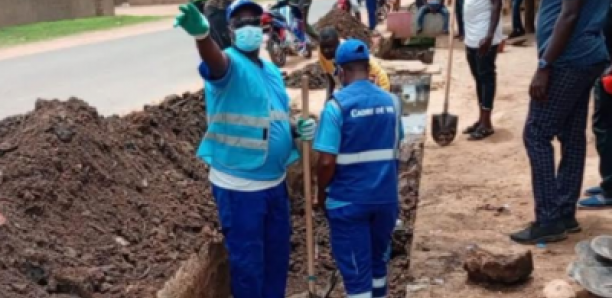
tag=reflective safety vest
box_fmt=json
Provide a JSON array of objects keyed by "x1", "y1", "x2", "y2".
[
  {"x1": 196, "y1": 47, "x2": 299, "y2": 172},
  {"x1": 327, "y1": 80, "x2": 401, "y2": 204}
]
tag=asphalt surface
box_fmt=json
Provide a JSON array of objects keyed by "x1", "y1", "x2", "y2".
[{"x1": 0, "y1": 1, "x2": 335, "y2": 119}]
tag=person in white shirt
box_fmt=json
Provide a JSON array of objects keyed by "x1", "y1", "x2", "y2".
[{"x1": 462, "y1": 0, "x2": 503, "y2": 140}]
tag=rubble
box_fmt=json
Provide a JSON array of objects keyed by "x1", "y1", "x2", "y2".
[
  {"x1": 463, "y1": 245, "x2": 534, "y2": 284},
  {"x1": 314, "y1": 9, "x2": 373, "y2": 46},
  {"x1": 543, "y1": 280, "x2": 576, "y2": 298}
]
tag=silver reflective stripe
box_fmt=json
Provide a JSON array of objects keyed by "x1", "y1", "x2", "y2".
[
  {"x1": 205, "y1": 132, "x2": 267, "y2": 150},
  {"x1": 337, "y1": 149, "x2": 396, "y2": 165},
  {"x1": 208, "y1": 111, "x2": 289, "y2": 127},
  {"x1": 390, "y1": 93, "x2": 402, "y2": 148}
]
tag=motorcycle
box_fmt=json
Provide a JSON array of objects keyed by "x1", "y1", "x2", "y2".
[{"x1": 261, "y1": 7, "x2": 312, "y2": 68}]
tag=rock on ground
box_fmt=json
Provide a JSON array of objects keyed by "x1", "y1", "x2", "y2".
[
  {"x1": 314, "y1": 9, "x2": 373, "y2": 46},
  {"x1": 463, "y1": 245, "x2": 534, "y2": 284},
  {"x1": 543, "y1": 280, "x2": 576, "y2": 298}
]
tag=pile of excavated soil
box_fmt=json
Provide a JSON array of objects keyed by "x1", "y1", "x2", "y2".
[
  {"x1": 283, "y1": 62, "x2": 328, "y2": 89},
  {"x1": 314, "y1": 9, "x2": 373, "y2": 46},
  {"x1": 0, "y1": 93, "x2": 422, "y2": 298},
  {"x1": 0, "y1": 94, "x2": 215, "y2": 298}
]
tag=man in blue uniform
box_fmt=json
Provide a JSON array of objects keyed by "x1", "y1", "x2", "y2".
[
  {"x1": 511, "y1": 0, "x2": 609, "y2": 244},
  {"x1": 313, "y1": 39, "x2": 404, "y2": 298},
  {"x1": 174, "y1": 2, "x2": 316, "y2": 297}
]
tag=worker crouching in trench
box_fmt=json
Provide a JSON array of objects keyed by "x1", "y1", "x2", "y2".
[{"x1": 174, "y1": 1, "x2": 316, "y2": 297}]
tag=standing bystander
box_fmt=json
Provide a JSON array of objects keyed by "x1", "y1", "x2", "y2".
[
  {"x1": 578, "y1": 3, "x2": 612, "y2": 209},
  {"x1": 511, "y1": 0, "x2": 610, "y2": 244},
  {"x1": 509, "y1": 0, "x2": 525, "y2": 38},
  {"x1": 462, "y1": 0, "x2": 503, "y2": 140}
]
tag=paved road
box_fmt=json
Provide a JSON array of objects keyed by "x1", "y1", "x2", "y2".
[{"x1": 0, "y1": 1, "x2": 335, "y2": 119}]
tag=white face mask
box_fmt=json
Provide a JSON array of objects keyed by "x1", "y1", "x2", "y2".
[{"x1": 233, "y1": 25, "x2": 263, "y2": 52}]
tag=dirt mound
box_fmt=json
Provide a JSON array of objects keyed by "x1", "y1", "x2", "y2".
[
  {"x1": 314, "y1": 9, "x2": 373, "y2": 46},
  {"x1": 0, "y1": 92, "x2": 422, "y2": 298},
  {"x1": 0, "y1": 94, "x2": 215, "y2": 298},
  {"x1": 284, "y1": 62, "x2": 328, "y2": 89}
]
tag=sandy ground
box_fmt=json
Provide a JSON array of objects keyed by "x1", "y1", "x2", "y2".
[{"x1": 408, "y1": 36, "x2": 612, "y2": 298}]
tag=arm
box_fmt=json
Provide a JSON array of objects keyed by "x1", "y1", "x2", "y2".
[
  {"x1": 313, "y1": 101, "x2": 342, "y2": 206},
  {"x1": 540, "y1": 0, "x2": 585, "y2": 64},
  {"x1": 196, "y1": 39, "x2": 229, "y2": 80},
  {"x1": 486, "y1": 0, "x2": 502, "y2": 40},
  {"x1": 271, "y1": 0, "x2": 289, "y2": 9}
]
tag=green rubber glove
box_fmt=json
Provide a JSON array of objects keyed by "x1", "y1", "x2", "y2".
[{"x1": 174, "y1": 3, "x2": 210, "y2": 39}]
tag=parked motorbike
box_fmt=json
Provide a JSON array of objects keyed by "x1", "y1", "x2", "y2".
[{"x1": 261, "y1": 8, "x2": 312, "y2": 68}]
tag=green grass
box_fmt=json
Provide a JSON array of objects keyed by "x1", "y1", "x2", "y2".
[{"x1": 0, "y1": 16, "x2": 167, "y2": 48}]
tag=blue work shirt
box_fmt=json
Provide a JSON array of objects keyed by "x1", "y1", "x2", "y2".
[
  {"x1": 314, "y1": 97, "x2": 405, "y2": 209},
  {"x1": 536, "y1": 0, "x2": 609, "y2": 67},
  {"x1": 199, "y1": 57, "x2": 293, "y2": 181}
]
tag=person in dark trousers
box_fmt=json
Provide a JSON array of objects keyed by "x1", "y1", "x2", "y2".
[
  {"x1": 462, "y1": 0, "x2": 503, "y2": 140},
  {"x1": 455, "y1": 0, "x2": 465, "y2": 39},
  {"x1": 510, "y1": 0, "x2": 610, "y2": 245},
  {"x1": 578, "y1": 4, "x2": 612, "y2": 209},
  {"x1": 509, "y1": 0, "x2": 525, "y2": 38}
]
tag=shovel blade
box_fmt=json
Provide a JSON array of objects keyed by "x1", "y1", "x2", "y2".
[{"x1": 431, "y1": 112, "x2": 458, "y2": 146}]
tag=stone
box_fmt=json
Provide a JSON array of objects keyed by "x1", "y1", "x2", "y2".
[
  {"x1": 463, "y1": 244, "x2": 534, "y2": 284},
  {"x1": 380, "y1": 60, "x2": 428, "y2": 74},
  {"x1": 543, "y1": 280, "x2": 576, "y2": 298}
]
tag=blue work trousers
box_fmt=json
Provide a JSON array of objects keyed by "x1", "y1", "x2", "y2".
[
  {"x1": 212, "y1": 182, "x2": 292, "y2": 298},
  {"x1": 327, "y1": 203, "x2": 398, "y2": 298}
]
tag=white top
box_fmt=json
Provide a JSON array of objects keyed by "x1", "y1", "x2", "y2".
[
  {"x1": 463, "y1": 0, "x2": 503, "y2": 49},
  {"x1": 209, "y1": 167, "x2": 286, "y2": 192}
]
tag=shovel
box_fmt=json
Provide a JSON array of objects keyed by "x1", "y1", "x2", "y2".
[{"x1": 431, "y1": 6, "x2": 458, "y2": 147}]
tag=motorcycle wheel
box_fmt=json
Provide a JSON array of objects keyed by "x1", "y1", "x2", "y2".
[
  {"x1": 376, "y1": 2, "x2": 389, "y2": 23},
  {"x1": 266, "y1": 32, "x2": 286, "y2": 67}
]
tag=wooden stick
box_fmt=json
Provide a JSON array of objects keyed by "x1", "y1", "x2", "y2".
[
  {"x1": 442, "y1": 3, "x2": 457, "y2": 114},
  {"x1": 301, "y1": 75, "x2": 316, "y2": 294}
]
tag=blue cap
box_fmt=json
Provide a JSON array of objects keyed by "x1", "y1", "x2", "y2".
[
  {"x1": 335, "y1": 39, "x2": 370, "y2": 65},
  {"x1": 226, "y1": 0, "x2": 264, "y2": 21}
]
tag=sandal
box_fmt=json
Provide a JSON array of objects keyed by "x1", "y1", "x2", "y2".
[
  {"x1": 584, "y1": 186, "x2": 603, "y2": 196},
  {"x1": 462, "y1": 122, "x2": 480, "y2": 134},
  {"x1": 578, "y1": 195, "x2": 612, "y2": 209},
  {"x1": 468, "y1": 127, "x2": 495, "y2": 140}
]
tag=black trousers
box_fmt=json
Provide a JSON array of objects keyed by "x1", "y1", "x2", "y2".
[
  {"x1": 593, "y1": 69, "x2": 612, "y2": 198},
  {"x1": 466, "y1": 45, "x2": 498, "y2": 110},
  {"x1": 524, "y1": 63, "x2": 606, "y2": 223}
]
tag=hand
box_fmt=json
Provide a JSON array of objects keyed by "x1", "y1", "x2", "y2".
[
  {"x1": 478, "y1": 36, "x2": 493, "y2": 57},
  {"x1": 297, "y1": 117, "x2": 316, "y2": 141},
  {"x1": 529, "y1": 68, "x2": 550, "y2": 101},
  {"x1": 174, "y1": 3, "x2": 210, "y2": 38}
]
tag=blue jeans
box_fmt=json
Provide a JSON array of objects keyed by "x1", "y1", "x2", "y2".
[
  {"x1": 416, "y1": 5, "x2": 449, "y2": 32},
  {"x1": 512, "y1": 0, "x2": 524, "y2": 32},
  {"x1": 212, "y1": 182, "x2": 291, "y2": 298},
  {"x1": 327, "y1": 203, "x2": 398, "y2": 298}
]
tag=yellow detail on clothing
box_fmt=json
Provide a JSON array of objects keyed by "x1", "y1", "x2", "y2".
[{"x1": 318, "y1": 41, "x2": 390, "y2": 91}]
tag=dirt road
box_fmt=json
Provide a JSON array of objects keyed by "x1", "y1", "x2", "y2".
[{"x1": 408, "y1": 38, "x2": 612, "y2": 297}]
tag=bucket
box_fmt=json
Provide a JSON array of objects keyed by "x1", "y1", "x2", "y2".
[{"x1": 387, "y1": 11, "x2": 412, "y2": 39}]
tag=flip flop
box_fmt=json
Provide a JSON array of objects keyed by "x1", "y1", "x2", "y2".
[
  {"x1": 578, "y1": 195, "x2": 612, "y2": 209},
  {"x1": 592, "y1": 236, "x2": 612, "y2": 261},
  {"x1": 462, "y1": 122, "x2": 480, "y2": 134},
  {"x1": 468, "y1": 127, "x2": 494, "y2": 141},
  {"x1": 585, "y1": 186, "x2": 604, "y2": 196}
]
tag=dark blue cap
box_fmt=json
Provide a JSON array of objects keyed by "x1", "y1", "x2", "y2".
[
  {"x1": 335, "y1": 39, "x2": 370, "y2": 65},
  {"x1": 226, "y1": 0, "x2": 264, "y2": 21}
]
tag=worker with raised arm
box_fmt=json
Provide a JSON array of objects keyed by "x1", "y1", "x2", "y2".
[
  {"x1": 318, "y1": 27, "x2": 390, "y2": 98},
  {"x1": 313, "y1": 39, "x2": 404, "y2": 298},
  {"x1": 174, "y1": 2, "x2": 317, "y2": 297}
]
